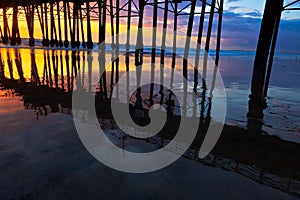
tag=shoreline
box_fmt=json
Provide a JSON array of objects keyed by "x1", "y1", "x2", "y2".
[{"x1": 0, "y1": 44, "x2": 299, "y2": 57}]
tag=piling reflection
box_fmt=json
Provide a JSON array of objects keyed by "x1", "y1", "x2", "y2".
[{"x1": 0, "y1": 48, "x2": 299, "y2": 197}]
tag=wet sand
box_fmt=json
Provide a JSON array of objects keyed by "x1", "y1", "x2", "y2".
[
  {"x1": 0, "y1": 47, "x2": 300, "y2": 199},
  {"x1": 0, "y1": 110, "x2": 298, "y2": 200},
  {"x1": 219, "y1": 56, "x2": 300, "y2": 142}
]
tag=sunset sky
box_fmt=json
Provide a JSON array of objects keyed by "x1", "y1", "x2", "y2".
[
  {"x1": 2, "y1": 0, "x2": 300, "y2": 53},
  {"x1": 222, "y1": 0, "x2": 300, "y2": 53}
]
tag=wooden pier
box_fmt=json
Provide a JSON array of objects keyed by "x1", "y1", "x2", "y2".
[
  {"x1": 248, "y1": 0, "x2": 300, "y2": 118},
  {"x1": 0, "y1": 0, "x2": 224, "y2": 54}
]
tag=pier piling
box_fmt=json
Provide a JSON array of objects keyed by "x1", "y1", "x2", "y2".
[
  {"x1": 86, "y1": 1, "x2": 93, "y2": 49},
  {"x1": 248, "y1": 0, "x2": 284, "y2": 118},
  {"x1": 2, "y1": 7, "x2": 9, "y2": 44},
  {"x1": 0, "y1": 0, "x2": 223, "y2": 61},
  {"x1": 10, "y1": 4, "x2": 18, "y2": 46}
]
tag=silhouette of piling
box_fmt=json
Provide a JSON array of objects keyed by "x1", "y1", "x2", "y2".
[
  {"x1": 24, "y1": 4, "x2": 35, "y2": 47},
  {"x1": 263, "y1": 8, "x2": 282, "y2": 98},
  {"x1": 193, "y1": 0, "x2": 206, "y2": 92},
  {"x1": 44, "y1": 3, "x2": 50, "y2": 47},
  {"x1": 248, "y1": 0, "x2": 284, "y2": 118},
  {"x1": 50, "y1": 3, "x2": 58, "y2": 47},
  {"x1": 67, "y1": 2, "x2": 73, "y2": 48},
  {"x1": 160, "y1": 0, "x2": 168, "y2": 66},
  {"x1": 109, "y1": 0, "x2": 115, "y2": 49},
  {"x1": 171, "y1": 1, "x2": 178, "y2": 69},
  {"x1": 10, "y1": 4, "x2": 18, "y2": 46},
  {"x1": 57, "y1": 1, "x2": 63, "y2": 47},
  {"x1": 37, "y1": 5, "x2": 45, "y2": 45},
  {"x1": 135, "y1": 0, "x2": 145, "y2": 66},
  {"x1": 63, "y1": 1, "x2": 69, "y2": 47},
  {"x1": 71, "y1": 2, "x2": 78, "y2": 48},
  {"x1": 76, "y1": 6, "x2": 80, "y2": 48},
  {"x1": 2, "y1": 7, "x2": 9, "y2": 44},
  {"x1": 86, "y1": 1, "x2": 93, "y2": 49},
  {"x1": 215, "y1": 0, "x2": 224, "y2": 67},
  {"x1": 100, "y1": 0, "x2": 107, "y2": 45},
  {"x1": 80, "y1": 6, "x2": 86, "y2": 48},
  {"x1": 183, "y1": 0, "x2": 196, "y2": 79},
  {"x1": 126, "y1": 0, "x2": 132, "y2": 55}
]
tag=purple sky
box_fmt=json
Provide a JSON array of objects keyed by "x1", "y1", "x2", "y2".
[
  {"x1": 138, "y1": 0, "x2": 300, "y2": 52},
  {"x1": 222, "y1": 0, "x2": 300, "y2": 53}
]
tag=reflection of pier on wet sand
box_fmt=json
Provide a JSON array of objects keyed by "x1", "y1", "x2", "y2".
[
  {"x1": 0, "y1": 111, "x2": 299, "y2": 199},
  {"x1": 0, "y1": 48, "x2": 300, "y2": 198}
]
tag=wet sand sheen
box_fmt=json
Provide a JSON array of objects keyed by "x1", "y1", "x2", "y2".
[
  {"x1": 0, "y1": 111, "x2": 298, "y2": 200},
  {"x1": 0, "y1": 47, "x2": 300, "y2": 198},
  {"x1": 1, "y1": 47, "x2": 300, "y2": 142}
]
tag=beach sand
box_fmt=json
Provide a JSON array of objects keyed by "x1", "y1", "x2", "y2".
[{"x1": 0, "y1": 110, "x2": 297, "y2": 200}]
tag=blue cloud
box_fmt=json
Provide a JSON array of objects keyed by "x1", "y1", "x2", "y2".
[{"x1": 219, "y1": 10, "x2": 300, "y2": 53}]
